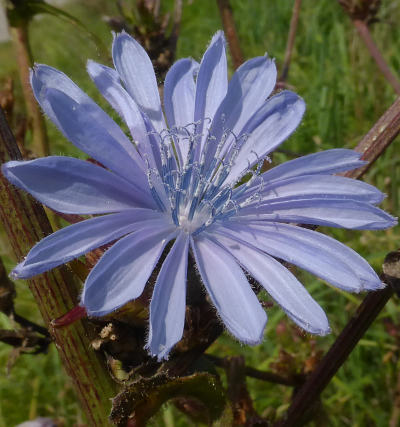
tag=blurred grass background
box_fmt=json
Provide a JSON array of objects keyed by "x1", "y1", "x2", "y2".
[{"x1": 0, "y1": 0, "x2": 399, "y2": 425}]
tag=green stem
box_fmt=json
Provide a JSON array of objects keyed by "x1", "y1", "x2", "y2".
[
  {"x1": 10, "y1": 23, "x2": 49, "y2": 156},
  {"x1": 0, "y1": 107, "x2": 117, "y2": 426}
]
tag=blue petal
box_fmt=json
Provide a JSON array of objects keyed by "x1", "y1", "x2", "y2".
[
  {"x1": 212, "y1": 221, "x2": 381, "y2": 291},
  {"x1": 82, "y1": 221, "x2": 176, "y2": 316},
  {"x1": 86, "y1": 60, "x2": 163, "y2": 175},
  {"x1": 216, "y1": 55, "x2": 277, "y2": 136},
  {"x1": 2, "y1": 156, "x2": 154, "y2": 213},
  {"x1": 147, "y1": 232, "x2": 189, "y2": 360},
  {"x1": 164, "y1": 58, "x2": 199, "y2": 164},
  {"x1": 191, "y1": 235, "x2": 267, "y2": 344},
  {"x1": 226, "y1": 91, "x2": 305, "y2": 184},
  {"x1": 30, "y1": 65, "x2": 147, "y2": 189},
  {"x1": 194, "y1": 31, "x2": 228, "y2": 157},
  {"x1": 204, "y1": 55, "x2": 277, "y2": 168},
  {"x1": 87, "y1": 61, "x2": 148, "y2": 147},
  {"x1": 238, "y1": 175, "x2": 385, "y2": 206},
  {"x1": 112, "y1": 31, "x2": 166, "y2": 132},
  {"x1": 207, "y1": 231, "x2": 330, "y2": 335},
  {"x1": 238, "y1": 198, "x2": 397, "y2": 229},
  {"x1": 260, "y1": 149, "x2": 367, "y2": 183},
  {"x1": 13, "y1": 209, "x2": 165, "y2": 279}
]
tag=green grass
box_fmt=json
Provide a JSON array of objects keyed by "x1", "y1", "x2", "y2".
[{"x1": 0, "y1": 0, "x2": 399, "y2": 425}]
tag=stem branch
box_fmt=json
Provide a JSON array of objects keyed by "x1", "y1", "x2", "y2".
[
  {"x1": 205, "y1": 354, "x2": 301, "y2": 387},
  {"x1": 277, "y1": 285, "x2": 394, "y2": 427},
  {"x1": 280, "y1": 0, "x2": 302, "y2": 82},
  {"x1": 345, "y1": 96, "x2": 400, "y2": 179},
  {"x1": 353, "y1": 19, "x2": 400, "y2": 95}
]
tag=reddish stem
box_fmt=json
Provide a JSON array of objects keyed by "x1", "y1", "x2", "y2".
[
  {"x1": 344, "y1": 96, "x2": 400, "y2": 179},
  {"x1": 276, "y1": 285, "x2": 394, "y2": 427},
  {"x1": 216, "y1": 0, "x2": 244, "y2": 69},
  {"x1": 280, "y1": 0, "x2": 302, "y2": 82},
  {"x1": 353, "y1": 19, "x2": 400, "y2": 95},
  {"x1": 51, "y1": 305, "x2": 87, "y2": 328},
  {"x1": 277, "y1": 96, "x2": 400, "y2": 425}
]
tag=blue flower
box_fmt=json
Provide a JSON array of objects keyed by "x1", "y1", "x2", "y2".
[{"x1": 2, "y1": 31, "x2": 396, "y2": 360}]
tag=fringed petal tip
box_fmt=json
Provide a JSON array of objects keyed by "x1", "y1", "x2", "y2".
[
  {"x1": 306, "y1": 319, "x2": 331, "y2": 336},
  {"x1": 9, "y1": 262, "x2": 25, "y2": 280},
  {"x1": 86, "y1": 58, "x2": 95, "y2": 70},
  {"x1": 1, "y1": 161, "x2": 31, "y2": 197},
  {"x1": 288, "y1": 310, "x2": 331, "y2": 336},
  {"x1": 1, "y1": 160, "x2": 15, "y2": 177},
  {"x1": 30, "y1": 63, "x2": 40, "y2": 75},
  {"x1": 113, "y1": 29, "x2": 128, "y2": 37},
  {"x1": 209, "y1": 30, "x2": 226, "y2": 47},
  {"x1": 284, "y1": 313, "x2": 331, "y2": 338},
  {"x1": 319, "y1": 325, "x2": 331, "y2": 336},
  {"x1": 29, "y1": 63, "x2": 51, "y2": 82},
  {"x1": 302, "y1": 324, "x2": 331, "y2": 337},
  {"x1": 361, "y1": 278, "x2": 386, "y2": 291},
  {"x1": 10, "y1": 259, "x2": 47, "y2": 281},
  {"x1": 376, "y1": 214, "x2": 398, "y2": 230},
  {"x1": 372, "y1": 280, "x2": 387, "y2": 290},
  {"x1": 144, "y1": 342, "x2": 172, "y2": 362},
  {"x1": 230, "y1": 319, "x2": 267, "y2": 346}
]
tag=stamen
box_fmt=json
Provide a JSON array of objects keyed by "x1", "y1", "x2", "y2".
[
  {"x1": 145, "y1": 158, "x2": 167, "y2": 212},
  {"x1": 143, "y1": 117, "x2": 258, "y2": 235}
]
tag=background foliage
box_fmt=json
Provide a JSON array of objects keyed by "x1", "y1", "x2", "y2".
[{"x1": 0, "y1": 0, "x2": 399, "y2": 425}]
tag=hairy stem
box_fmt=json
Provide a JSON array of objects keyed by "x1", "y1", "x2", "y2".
[{"x1": 0, "y1": 107, "x2": 117, "y2": 426}]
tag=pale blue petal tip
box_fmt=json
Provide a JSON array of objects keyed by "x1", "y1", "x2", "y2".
[{"x1": 9, "y1": 261, "x2": 27, "y2": 280}]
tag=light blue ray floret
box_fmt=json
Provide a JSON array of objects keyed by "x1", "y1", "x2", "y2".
[{"x1": 2, "y1": 30, "x2": 396, "y2": 361}]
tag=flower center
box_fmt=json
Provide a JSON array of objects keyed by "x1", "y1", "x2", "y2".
[{"x1": 142, "y1": 120, "x2": 266, "y2": 235}]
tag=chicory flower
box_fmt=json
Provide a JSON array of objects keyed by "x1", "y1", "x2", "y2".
[{"x1": 2, "y1": 31, "x2": 396, "y2": 360}]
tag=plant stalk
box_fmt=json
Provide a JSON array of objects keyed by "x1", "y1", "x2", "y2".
[
  {"x1": 205, "y1": 354, "x2": 301, "y2": 386},
  {"x1": 280, "y1": 0, "x2": 302, "y2": 82},
  {"x1": 10, "y1": 23, "x2": 49, "y2": 156},
  {"x1": 216, "y1": 0, "x2": 244, "y2": 69},
  {"x1": 353, "y1": 19, "x2": 400, "y2": 96},
  {"x1": 276, "y1": 285, "x2": 394, "y2": 427},
  {"x1": 0, "y1": 107, "x2": 117, "y2": 426},
  {"x1": 345, "y1": 96, "x2": 400, "y2": 179}
]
